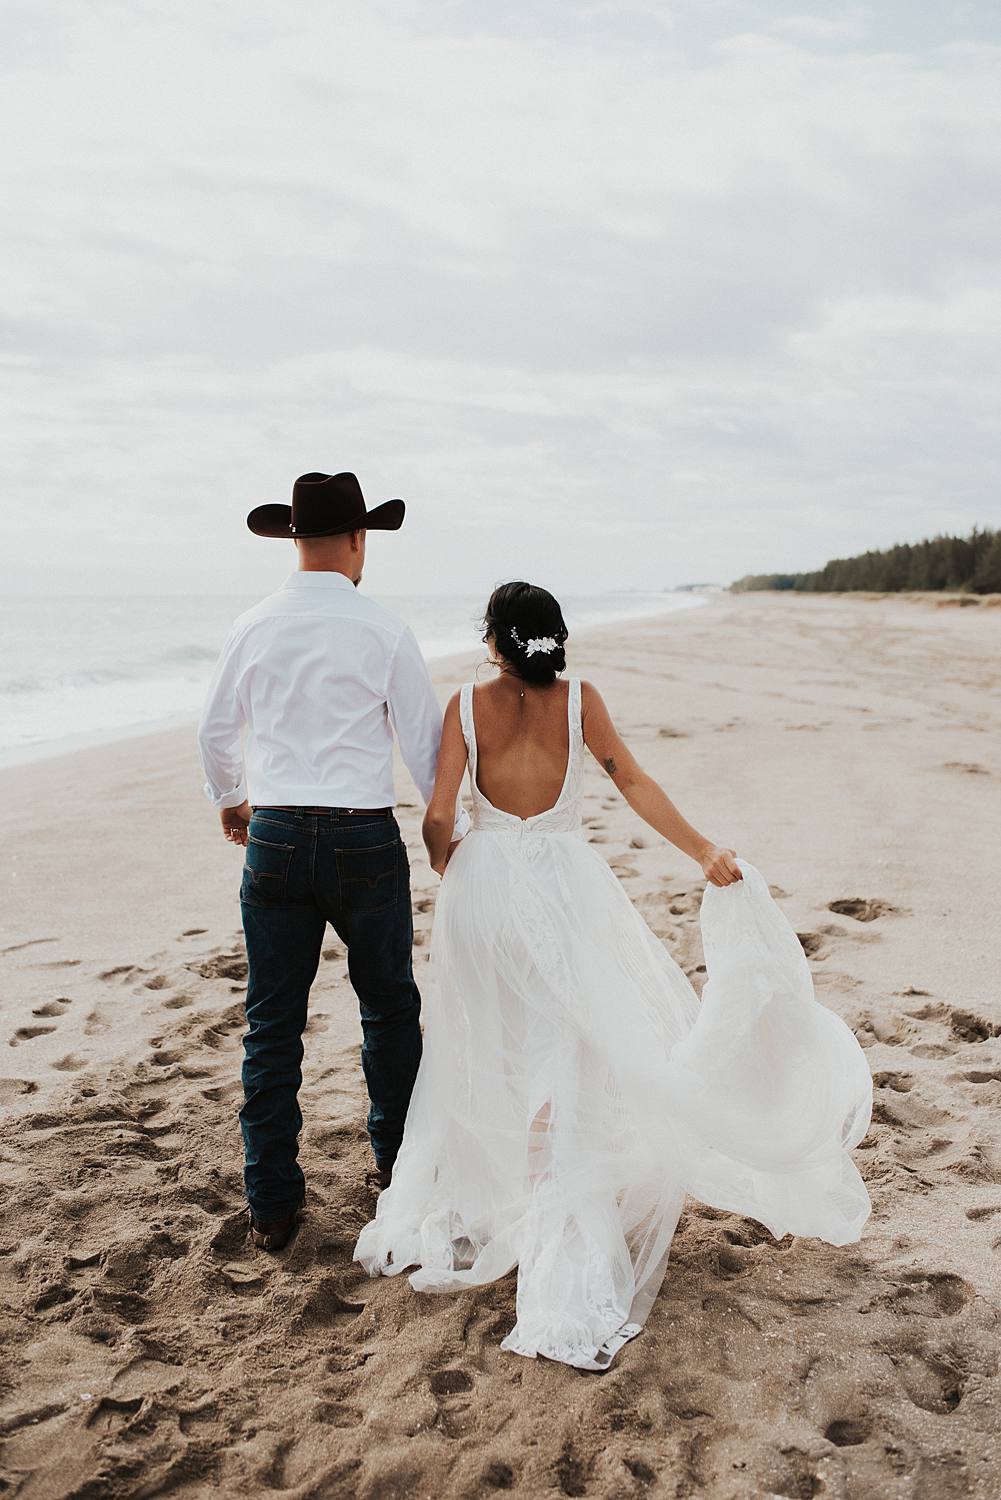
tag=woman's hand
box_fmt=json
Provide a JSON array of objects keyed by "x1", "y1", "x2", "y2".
[
  {"x1": 700, "y1": 844, "x2": 742, "y2": 887},
  {"x1": 432, "y1": 839, "x2": 462, "y2": 879}
]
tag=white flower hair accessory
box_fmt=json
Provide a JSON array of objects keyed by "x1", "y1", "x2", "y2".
[{"x1": 509, "y1": 626, "x2": 559, "y2": 657}]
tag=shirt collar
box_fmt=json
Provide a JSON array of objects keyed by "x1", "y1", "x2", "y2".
[{"x1": 281, "y1": 570, "x2": 358, "y2": 592}]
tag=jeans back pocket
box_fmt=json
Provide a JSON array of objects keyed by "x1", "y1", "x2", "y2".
[
  {"x1": 336, "y1": 838, "x2": 402, "y2": 916},
  {"x1": 241, "y1": 834, "x2": 295, "y2": 905}
]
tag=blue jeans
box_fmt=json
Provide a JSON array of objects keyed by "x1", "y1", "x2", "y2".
[{"x1": 238, "y1": 807, "x2": 421, "y2": 1220}]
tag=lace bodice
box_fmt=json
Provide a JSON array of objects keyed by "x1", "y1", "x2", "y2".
[{"x1": 458, "y1": 678, "x2": 585, "y2": 839}]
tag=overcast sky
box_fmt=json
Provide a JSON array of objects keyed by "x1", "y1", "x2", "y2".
[{"x1": 2, "y1": 0, "x2": 999, "y2": 598}]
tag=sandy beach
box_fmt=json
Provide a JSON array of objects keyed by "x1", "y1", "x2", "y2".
[{"x1": 2, "y1": 589, "x2": 1000, "y2": 1500}]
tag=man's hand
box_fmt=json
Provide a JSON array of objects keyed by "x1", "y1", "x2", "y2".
[
  {"x1": 221, "y1": 802, "x2": 251, "y2": 847},
  {"x1": 700, "y1": 843, "x2": 742, "y2": 887}
]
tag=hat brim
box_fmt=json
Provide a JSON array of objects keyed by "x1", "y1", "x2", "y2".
[{"x1": 246, "y1": 498, "x2": 405, "y2": 538}]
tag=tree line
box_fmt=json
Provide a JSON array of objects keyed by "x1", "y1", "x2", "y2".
[{"x1": 731, "y1": 527, "x2": 1001, "y2": 595}]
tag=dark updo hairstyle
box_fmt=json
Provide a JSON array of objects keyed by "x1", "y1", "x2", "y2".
[{"x1": 482, "y1": 581, "x2": 569, "y2": 685}]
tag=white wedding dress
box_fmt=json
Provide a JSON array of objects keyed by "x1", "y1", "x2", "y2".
[{"x1": 354, "y1": 679, "x2": 872, "y2": 1370}]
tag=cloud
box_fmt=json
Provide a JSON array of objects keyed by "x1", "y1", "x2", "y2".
[
  {"x1": 0, "y1": 1, "x2": 999, "y2": 597},
  {"x1": 768, "y1": 12, "x2": 870, "y2": 43}
]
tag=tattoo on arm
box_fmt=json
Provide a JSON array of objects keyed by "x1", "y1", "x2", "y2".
[{"x1": 603, "y1": 756, "x2": 618, "y2": 777}]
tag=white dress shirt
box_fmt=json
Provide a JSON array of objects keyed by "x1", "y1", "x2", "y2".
[{"x1": 197, "y1": 570, "x2": 468, "y2": 841}]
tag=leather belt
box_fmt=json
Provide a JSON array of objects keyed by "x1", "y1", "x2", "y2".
[{"x1": 252, "y1": 805, "x2": 393, "y2": 818}]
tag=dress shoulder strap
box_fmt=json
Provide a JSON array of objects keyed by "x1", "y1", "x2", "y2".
[
  {"x1": 458, "y1": 682, "x2": 477, "y2": 772},
  {"x1": 567, "y1": 676, "x2": 583, "y2": 746}
]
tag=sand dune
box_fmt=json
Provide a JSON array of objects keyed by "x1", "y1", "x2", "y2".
[{"x1": 1, "y1": 591, "x2": 999, "y2": 1498}]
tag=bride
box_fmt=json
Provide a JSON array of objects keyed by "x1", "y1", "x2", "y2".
[{"x1": 354, "y1": 582, "x2": 872, "y2": 1371}]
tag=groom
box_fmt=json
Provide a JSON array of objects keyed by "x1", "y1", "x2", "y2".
[{"x1": 197, "y1": 472, "x2": 467, "y2": 1251}]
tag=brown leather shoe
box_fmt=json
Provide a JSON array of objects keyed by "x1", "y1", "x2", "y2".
[
  {"x1": 248, "y1": 1196, "x2": 304, "y2": 1251},
  {"x1": 365, "y1": 1165, "x2": 393, "y2": 1193}
]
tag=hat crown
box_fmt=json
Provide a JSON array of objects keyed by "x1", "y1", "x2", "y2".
[
  {"x1": 246, "y1": 471, "x2": 404, "y2": 537},
  {"x1": 290, "y1": 472, "x2": 365, "y2": 535}
]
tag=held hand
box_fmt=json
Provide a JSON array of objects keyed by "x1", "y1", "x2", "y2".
[
  {"x1": 700, "y1": 843, "x2": 742, "y2": 887},
  {"x1": 432, "y1": 839, "x2": 463, "y2": 879},
  {"x1": 221, "y1": 801, "x2": 251, "y2": 847}
]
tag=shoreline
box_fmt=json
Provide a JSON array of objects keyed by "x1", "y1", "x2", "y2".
[
  {"x1": 7, "y1": 582, "x2": 997, "y2": 773},
  {"x1": 0, "y1": 591, "x2": 710, "y2": 773},
  {"x1": 730, "y1": 587, "x2": 1001, "y2": 608}
]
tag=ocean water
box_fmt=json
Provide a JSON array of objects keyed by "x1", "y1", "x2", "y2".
[{"x1": 0, "y1": 589, "x2": 706, "y2": 766}]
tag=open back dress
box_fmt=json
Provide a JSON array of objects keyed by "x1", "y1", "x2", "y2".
[{"x1": 354, "y1": 679, "x2": 872, "y2": 1370}]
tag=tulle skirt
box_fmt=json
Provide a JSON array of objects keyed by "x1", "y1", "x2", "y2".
[{"x1": 353, "y1": 832, "x2": 872, "y2": 1369}]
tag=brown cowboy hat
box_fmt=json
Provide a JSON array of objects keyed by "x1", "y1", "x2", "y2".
[{"x1": 247, "y1": 471, "x2": 405, "y2": 538}]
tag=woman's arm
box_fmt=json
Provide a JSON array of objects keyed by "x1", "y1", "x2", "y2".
[
  {"x1": 422, "y1": 691, "x2": 469, "y2": 876},
  {"x1": 581, "y1": 681, "x2": 741, "y2": 887}
]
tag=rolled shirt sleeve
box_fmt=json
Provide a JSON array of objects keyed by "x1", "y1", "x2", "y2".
[
  {"x1": 197, "y1": 629, "x2": 249, "y2": 811},
  {"x1": 387, "y1": 626, "x2": 470, "y2": 842}
]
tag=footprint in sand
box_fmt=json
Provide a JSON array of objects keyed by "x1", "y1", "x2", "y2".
[
  {"x1": 429, "y1": 1367, "x2": 478, "y2": 1438},
  {"x1": 84, "y1": 1396, "x2": 145, "y2": 1436},
  {"x1": 797, "y1": 931, "x2": 826, "y2": 958},
  {"x1": 0, "y1": 1078, "x2": 39, "y2": 1103},
  {"x1": 899, "y1": 1000, "x2": 1000, "y2": 1049},
  {"x1": 824, "y1": 1417, "x2": 872, "y2": 1447},
  {"x1": 942, "y1": 761, "x2": 990, "y2": 776},
  {"x1": 189, "y1": 951, "x2": 248, "y2": 982},
  {"x1": 198, "y1": 1025, "x2": 234, "y2": 1051},
  {"x1": 312, "y1": 1400, "x2": 365, "y2": 1429},
  {"x1": 828, "y1": 897, "x2": 898, "y2": 922},
  {"x1": 948, "y1": 1145, "x2": 1001, "y2": 1185},
  {"x1": 151, "y1": 1049, "x2": 185, "y2": 1068},
  {"x1": 429, "y1": 1369, "x2": 474, "y2": 1396},
  {"x1": 9, "y1": 1024, "x2": 56, "y2": 1046},
  {"x1": 873, "y1": 1071, "x2": 913, "y2": 1093},
  {"x1": 220, "y1": 1262, "x2": 268, "y2": 1295},
  {"x1": 816, "y1": 921, "x2": 884, "y2": 949},
  {"x1": 869, "y1": 1269, "x2": 973, "y2": 1319},
  {"x1": 31, "y1": 996, "x2": 72, "y2": 1018},
  {"x1": 885, "y1": 1343, "x2": 968, "y2": 1414},
  {"x1": 949, "y1": 1009, "x2": 1001, "y2": 1044},
  {"x1": 201, "y1": 1083, "x2": 241, "y2": 1104},
  {"x1": 181, "y1": 928, "x2": 208, "y2": 937},
  {"x1": 52, "y1": 1055, "x2": 86, "y2": 1072}
]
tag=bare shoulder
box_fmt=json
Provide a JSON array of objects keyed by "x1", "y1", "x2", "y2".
[{"x1": 579, "y1": 679, "x2": 607, "y2": 713}]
